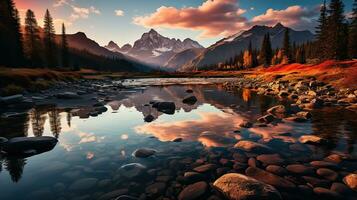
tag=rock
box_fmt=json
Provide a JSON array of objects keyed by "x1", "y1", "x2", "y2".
[
  {"x1": 245, "y1": 167, "x2": 296, "y2": 190},
  {"x1": 145, "y1": 182, "x2": 166, "y2": 196},
  {"x1": 186, "y1": 89, "x2": 193, "y2": 93},
  {"x1": 119, "y1": 163, "x2": 146, "y2": 179},
  {"x1": 310, "y1": 161, "x2": 338, "y2": 169},
  {"x1": 0, "y1": 137, "x2": 8, "y2": 145},
  {"x1": 172, "y1": 138, "x2": 183, "y2": 142},
  {"x1": 285, "y1": 116, "x2": 307, "y2": 122},
  {"x1": 299, "y1": 135, "x2": 327, "y2": 145},
  {"x1": 0, "y1": 94, "x2": 24, "y2": 104},
  {"x1": 257, "y1": 154, "x2": 285, "y2": 165},
  {"x1": 94, "y1": 106, "x2": 108, "y2": 113},
  {"x1": 239, "y1": 121, "x2": 253, "y2": 128},
  {"x1": 248, "y1": 157, "x2": 260, "y2": 167},
  {"x1": 56, "y1": 92, "x2": 81, "y2": 99},
  {"x1": 313, "y1": 187, "x2": 341, "y2": 199},
  {"x1": 257, "y1": 114, "x2": 276, "y2": 124},
  {"x1": 178, "y1": 181, "x2": 208, "y2": 200},
  {"x1": 132, "y1": 148, "x2": 156, "y2": 158},
  {"x1": 183, "y1": 172, "x2": 205, "y2": 184},
  {"x1": 193, "y1": 164, "x2": 217, "y2": 173},
  {"x1": 69, "y1": 178, "x2": 98, "y2": 191},
  {"x1": 2, "y1": 136, "x2": 58, "y2": 155},
  {"x1": 266, "y1": 165, "x2": 288, "y2": 176},
  {"x1": 213, "y1": 173, "x2": 282, "y2": 200},
  {"x1": 343, "y1": 174, "x2": 357, "y2": 191},
  {"x1": 324, "y1": 154, "x2": 344, "y2": 163},
  {"x1": 331, "y1": 182, "x2": 354, "y2": 194},
  {"x1": 98, "y1": 189, "x2": 129, "y2": 200},
  {"x1": 278, "y1": 91, "x2": 289, "y2": 98},
  {"x1": 144, "y1": 114, "x2": 155, "y2": 122},
  {"x1": 286, "y1": 164, "x2": 315, "y2": 175},
  {"x1": 182, "y1": 96, "x2": 197, "y2": 105},
  {"x1": 152, "y1": 102, "x2": 176, "y2": 114},
  {"x1": 317, "y1": 168, "x2": 338, "y2": 181},
  {"x1": 234, "y1": 141, "x2": 273, "y2": 153},
  {"x1": 296, "y1": 111, "x2": 312, "y2": 119},
  {"x1": 267, "y1": 105, "x2": 286, "y2": 115}
]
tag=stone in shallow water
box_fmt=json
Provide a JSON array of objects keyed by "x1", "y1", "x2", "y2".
[
  {"x1": 316, "y1": 168, "x2": 338, "y2": 181},
  {"x1": 98, "y1": 189, "x2": 129, "y2": 200},
  {"x1": 313, "y1": 187, "x2": 341, "y2": 199},
  {"x1": 286, "y1": 164, "x2": 315, "y2": 175},
  {"x1": 302, "y1": 176, "x2": 330, "y2": 188},
  {"x1": 69, "y1": 178, "x2": 98, "y2": 191},
  {"x1": 193, "y1": 164, "x2": 217, "y2": 173},
  {"x1": 343, "y1": 174, "x2": 357, "y2": 191},
  {"x1": 178, "y1": 181, "x2": 208, "y2": 200},
  {"x1": 299, "y1": 135, "x2": 327, "y2": 145},
  {"x1": 114, "y1": 195, "x2": 138, "y2": 200},
  {"x1": 145, "y1": 182, "x2": 166, "y2": 196},
  {"x1": 310, "y1": 161, "x2": 338, "y2": 169},
  {"x1": 257, "y1": 154, "x2": 285, "y2": 165},
  {"x1": 119, "y1": 163, "x2": 146, "y2": 179},
  {"x1": 132, "y1": 148, "x2": 156, "y2": 158},
  {"x1": 182, "y1": 172, "x2": 205, "y2": 184},
  {"x1": 330, "y1": 182, "x2": 354, "y2": 194},
  {"x1": 213, "y1": 173, "x2": 282, "y2": 200},
  {"x1": 245, "y1": 167, "x2": 296, "y2": 190},
  {"x1": 234, "y1": 141, "x2": 273, "y2": 153},
  {"x1": 267, "y1": 105, "x2": 286, "y2": 115},
  {"x1": 182, "y1": 95, "x2": 197, "y2": 105},
  {"x1": 144, "y1": 114, "x2": 154, "y2": 122},
  {"x1": 2, "y1": 136, "x2": 58, "y2": 155},
  {"x1": 266, "y1": 165, "x2": 288, "y2": 176}
]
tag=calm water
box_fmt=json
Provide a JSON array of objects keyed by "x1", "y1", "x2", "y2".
[{"x1": 0, "y1": 81, "x2": 356, "y2": 200}]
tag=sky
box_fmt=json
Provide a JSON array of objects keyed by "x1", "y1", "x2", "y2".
[{"x1": 13, "y1": 0, "x2": 354, "y2": 47}]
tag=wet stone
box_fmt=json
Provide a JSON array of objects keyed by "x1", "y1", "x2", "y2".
[
  {"x1": 245, "y1": 167, "x2": 296, "y2": 190},
  {"x1": 114, "y1": 195, "x2": 139, "y2": 200},
  {"x1": 286, "y1": 164, "x2": 315, "y2": 175},
  {"x1": 266, "y1": 165, "x2": 288, "y2": 176},
  {"x1": 302, "y1": 176, "x2": 330, "y2": 188},
  {"x1": 313, "y1": 187, "x2": 341, "y2": 199},
  {"x1": 119, "y1": 163, "x2": 146, "y2": 179},
  {"x1": 193, "y1": 164, "x2": 217, "y2": 173},
  {"x1": 343, "y1": 173, "x2": 357, "y2": 191},
  {"x1": 178, "y1": 181, "x2": 208, "y2": 200},
  {"x1": 98, "y1": 189, "x2": 129, "y2": 200},
  {"x1": 69, "y1": 178, "x2": 98, "y2": 191},
  {"x1": 145, "y1": 182, "x2": 166, "y2": 196},
  {"x1": 299, "y1": 135, "x2": 327, "y2": 145},
  {"x1": 213, "y1": 173, "x2": 282, "y2": 200},
  {"x1": 331, "y1": 182, "x2": 354, "y2": 194},
  {"x1": 316, "y1": 168, "x2": 338, "y2": 181},
  {"x1": 234, "y1": 141, "x2": 273, "y2": 153},
  {"x1": 310, "y1": 161, "x2": 338, "y2": 169},
  {"x1": 132, "y1": 148, "x2": 156, "y2": 158},
  {"x1": 257, "y1": 154, "x2": 285, "y2": 165}
]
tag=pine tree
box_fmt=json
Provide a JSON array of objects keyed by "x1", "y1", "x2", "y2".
[
  {"x1": 295, "y1": 47, "x2": 306, "y2": 64},
  {"x1": 282, "y1": 28, "x2": 291, "y2": 64},
  {"x1": 0, "y1": 0, "x2": 24, "y2": 66},
  {"x1": 326, "y1": 0, "x2": 348, "y2": 60},
  {"x1": 316, "y1": 0, "x2": 328, "y2": 60},
  {"x1": 24, "y1": 9, "x2": 42, "y2": 66},
  {"x1": 349, "y1": 0, "x2": 357, "y2": 58},
  {"x1": 61, "y1": 23, "x2": 70, "y2": 68},
  {"x1": 43, "y1": 9, "x2": 57, "y2": 67},
  {"x1": 259, "y1": 33, "x2": 272, "y2": 66}
]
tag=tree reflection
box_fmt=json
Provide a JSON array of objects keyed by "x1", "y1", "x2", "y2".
[
  {"x1": 66, "y1": 111, "x2": 72, "y2": 128},
  {"x1": 4, "y1": 158, "x2": 26, "y2": 183},
  {"x1": 30, "y1": 108, "x2": 47, "y2": 137},
  {"x1": 49, "y1": 108, "x2": 61, "y2": 138}
]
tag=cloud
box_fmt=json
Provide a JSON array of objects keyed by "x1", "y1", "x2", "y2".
[
  {"x1": 251, "y1": 5, "x2": 319, "y2": 31},
  {"x1": 53, "y1": 0, "x2": 100, "y2": 21},
  {"x1": 133, "y1": 0, "x2": 248, "y2": 38},
  {"x1": 115, "y1": 9, "x2": 125, "y2": 16},
  {"x1": 133, "y1": 0, "x2": 319, "y2": 38}
]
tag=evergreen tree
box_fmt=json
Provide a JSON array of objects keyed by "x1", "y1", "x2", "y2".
[
  {"x1": 295, "y1": 47, "x2": 306, "y2": 64},
  {"x1": 259, "y1": 33, "x2": 272, "y2": 66},
  {"x1": 61, "y1": 23, "x2": 70, "y2": 68},
  {"x1": 316, "y1": 0, "x2": 329, "y2": 60},
  {"x1": 326, "y1": 0, "x2": 348, "y2": 60},
  {"x1": 0, "y1": 0, "x2": 24, "y2": 66},
  {"x1": 43, "y1": 9, "x2": 57, "y2": 67},
  {"x1": 24, "y1": 9, "x2": 42, "y2": 66},
  {"x1": 349, "y1": 0, "x2": 357, "y2": 58},
  {"x1": 282, "y1": 28, "x2": 292, "y2": 63}
]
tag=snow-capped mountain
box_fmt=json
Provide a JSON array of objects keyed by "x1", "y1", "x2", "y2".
[
  {"x1": 109, "y1": 29, "x2": 203, "y2": 67},
  {"x1": 183, "y1": 23, "x2": 315, "y2": 71}
]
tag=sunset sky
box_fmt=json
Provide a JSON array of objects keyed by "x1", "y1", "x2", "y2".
[{"x1": 13, "y1": 0, "x2": 354, "y2": 47}]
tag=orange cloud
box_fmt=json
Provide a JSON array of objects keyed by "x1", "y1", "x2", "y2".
[
  {"x1": 133, "y1": 0, "x2": 248, "y2": 38},
  {"x1": 134, "y1": 0, "x2": 319, "y2": 38}
]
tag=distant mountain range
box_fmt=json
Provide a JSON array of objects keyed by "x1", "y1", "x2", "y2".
[
  {"x1": 182, "y1": 23, "x2": 315, "y2": 71},
  {"x1": 104, "y1": 29, "x2": 203, "y2": 70}
]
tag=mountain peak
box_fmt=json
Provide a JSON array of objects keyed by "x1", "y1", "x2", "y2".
[
  {"x1": 74, "y1": 32, "x2": 87, "y2": 38},
  {"x1": 148, "y1": 28, "x2": 158, "y2": 35},
  {"x1": 273, "y1": 22, "x2": 285, "y2": 29}
]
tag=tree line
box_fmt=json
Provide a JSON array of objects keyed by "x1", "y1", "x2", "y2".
[
  {"x1": 215, "y1": 0, "x2": 357, "y2": 70},
  {"x1": 0, "y1": 0, "x2": 137, "y2": 71}
]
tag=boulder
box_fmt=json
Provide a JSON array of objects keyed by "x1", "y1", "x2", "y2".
[
  {"x1": 193, "y1": 164, "x2": 217, "y2": 173},
  {"x1": 182, "y1": 172, "x2": 205, "y2": 184},
  {"x1": 182, "y1": 96, "x2": 197, "y2": 105},
  {"x1": 316, "y1": 168, "x2": 338, "y2": 181},
  {"x1": 234, "y1": 141, "x2": 273, "y2": 153},
  {"x1": 239, "y1": 121, "x2": 253, "y2": 128},
  {"x1": 299, "y1": 135, "x2": 327, "y2": 145},
  {"x1": 119, "y1": 163, "x2": 146, "y2": 179},
  {"x1": 296, "y1": 111, "x2": 312, "y2": 119},
  {"x1": 257, "y1": 154, "x2": 285, "y2": 165},
  {"x1": 132, "y1": 148, "x2": 156, "y2": 158},
  {"x1": 178, "y1": 181, "x2": 208, "y2": 200},
  {"x1": 267, "y1": 105, "x2": 286, "y2": 115},
  {"x1": 257, "y1": 114, "x2": 276, "y2": 124},
  {"x1": 343, "y1": 174, "x2": 357, "y2": 191},
  {"x1": 152, "y1": 102, "x2": 176, "y2": 114},
  {"x1": 2, "y1": 136, "x2": 58, "y2": 155},
  {"x1": 286, "y1": 164, "x2": 315, "y2": 175},
  {"x1": 266, "y1": 165, "x2": 288, "y2": 176},
  {"x1": 245, "y1": 167, "x2": 296, "y2": 190},
  {"x1": 213, "y1": 173, "x2": 282, "y2": 200}
]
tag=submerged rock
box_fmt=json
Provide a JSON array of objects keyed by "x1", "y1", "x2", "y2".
[
  {"x1": 56, "y1": 92, "x2": 81, "y2": 99},
  {"x1": 213, "y1": 173, "x2": 282, "y2": 200},
  {"x1": 69, "y1": 178, "x2": 98, "y2": 191},
  {"x1": 178, "y1": 181, "x2": 208, "y2": 200},
  {"x1": 299, "y1": 135, "x2": 327, "y2": 145},
  {"x1": 0, "y1": 94, "x2": 24, "y2": 104},
  {"x1": 132, "y1": 148, "x2": 156, "y2": 158},
  {"x1": 343, "y1": 174, "x2": 357, "y2": 191},
  {"x1": 1, "y1": 136, "x2": 58, "y2": 155},
  {"x1": 245, "y1": 167, "x2": 296, "y2": 190},
  {"x1": 182, "y1": 96, "x2": 198, "y2": 105},
  {"x1": 144, "y1": 114, "x2": 155, "y2": 122},
  {"x1": 152, "y1": 102, "x2": 176, "y2": 114},
  {"x1": 119, "y1": 163, "x2": 146, "y2": 179},
  {"x1": 234, "y1": 141, "x2": 273, "y2": 153}
]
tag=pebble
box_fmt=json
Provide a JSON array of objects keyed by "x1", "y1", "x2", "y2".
[{"x1": 178, "y1": 181, "x2": 208, "y2": 200}]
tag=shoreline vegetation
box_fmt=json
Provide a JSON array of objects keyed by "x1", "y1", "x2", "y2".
[{"x1": 1, "y1": 59, "x2": 356, "y2": 97}]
